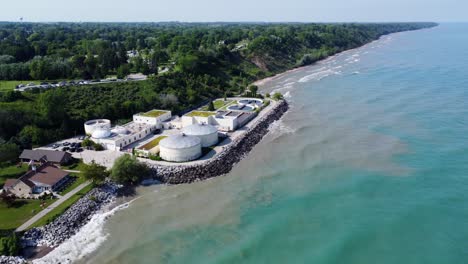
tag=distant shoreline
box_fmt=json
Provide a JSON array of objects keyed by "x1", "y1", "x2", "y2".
[{"x1": 253, "y1": 25, "x2": 438, "y2": 88}]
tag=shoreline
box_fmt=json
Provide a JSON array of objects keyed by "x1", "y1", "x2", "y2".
[
  {"x1": 252, "y1": 26, "x2": 437, "y2": 88},
  {"x1": 5, "y1": 26, "x2": 435, "y2": 263}
]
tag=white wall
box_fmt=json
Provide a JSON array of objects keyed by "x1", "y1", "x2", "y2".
[
  {"x1": 133, "y1": 111, "x2": 172, "y2": 126},
  {"x1": 160, "y1": 145, "x2": 202, "y2": 162},
  {"x1": 96, "y1": 125, "x2": 156, "y2": 151}
]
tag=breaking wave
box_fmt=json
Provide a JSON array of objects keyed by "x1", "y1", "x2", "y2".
[
  {"x1": 298, "y1": 68, "x2": 340, "y2": 83},
  {"x1": 33, "y1": 199, "x2": 139, "y2": 264}
]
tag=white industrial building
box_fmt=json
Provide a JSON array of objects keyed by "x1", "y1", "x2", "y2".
[
  {"x1": 84, "y1": 119, "x2": 111, "y2": 135},
  {"x1": 182, "y1": 110, "x2": 256, "y2": 132},
  {"x1": 90, "y1": 122, "x2": 155, "y2": 151},
  {"x1": 84, "y1": 109, "x2": 171, "y2": 151},
  {"x1": 133, "y1": 110, "x2": 172, "y2": 127},
  {"x1": 159, "y1": 134, "x2": 202, "y2": 162},
  {"x1": 182, "y1": 123, "x2": 218, "y2": 147},
  {"x1": 181, "y1": 98, "x2": 261, "y2": 132}
]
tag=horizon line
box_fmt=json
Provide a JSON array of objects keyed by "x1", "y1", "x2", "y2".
[{"x1": 0, "y1": 20, "x2": 449, "y2": 24}]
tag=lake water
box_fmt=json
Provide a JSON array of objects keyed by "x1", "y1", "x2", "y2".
[{"x1": 38, "y1": 23, "x2": 468, "y2": 264}]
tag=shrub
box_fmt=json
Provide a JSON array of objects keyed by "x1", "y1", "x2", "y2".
[
  {"x1": 0, "y1": 233, "x2": 20, "y2": 256},
  {"x1": 93, "y1": 143, "x2": 104, "y2": 151},
  {"x1": 272, "y1": 92, "x2": 283, "y2": 100},
  {"x1": 81, "y1": 138, "x2": 95, "y2": 147}
]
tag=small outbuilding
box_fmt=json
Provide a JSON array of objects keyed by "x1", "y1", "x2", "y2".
[
  {"x1": 182, "y1": 123, "x2": 218, "y2": 147},
  {"x1": 159, "y1": 134, "x2": 202, "y2": 162}
]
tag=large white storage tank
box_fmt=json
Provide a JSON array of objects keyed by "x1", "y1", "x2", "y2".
[
  {"x1": 182, "y1": 123, "x2": 218, "y2": 147},
  {"x1": 84, "y1": 119, "x2": 111, "y2": 135},
  {"x1": 159, "y1": 134, "x2": 202, "y2": 162}
]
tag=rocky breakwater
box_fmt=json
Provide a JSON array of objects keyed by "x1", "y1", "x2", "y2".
[
  {"x1": 0, "y1": 256, "x2": 27, "y2": 264},
  {"x1": 151, "y1": 99, "x2": 289, "y2": 184},
  {"x1": 21, "y1": 183, "x2": 119, "y2": 248}
]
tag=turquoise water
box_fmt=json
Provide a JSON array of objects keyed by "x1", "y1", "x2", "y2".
[{"x1": 52, "y1": 24, "x2": 468, "y2": 263}]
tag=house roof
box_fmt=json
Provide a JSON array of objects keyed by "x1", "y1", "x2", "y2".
[
  {"x1": 19, "y1": 149, "x2": 71, "y2": 163},
  {"x1": 2, "y1": 177, "x2": 34, "y2": 190},
  {"x1": 3, "y1": 179, "x2": 17, "y2": 189},
  {"x1": 25, "y1": 165, "x2": 69, "y2": 187}
]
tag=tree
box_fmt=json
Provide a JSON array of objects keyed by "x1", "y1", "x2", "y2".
[
  {"x1": 207, "y1": 100, "x2": 215, "y2": 111},
  {"x1": 82, "y1": 161, "x2": 108, "y2": 185},
  {"x1": 117, "y1": 64, "x2": 130, "y2": 79},
  {"x1": 265, "y1": 93, "x2": 270, "y2": 98},
  {"x1": 110, "y1": 154, "x2": 150, "y2": 184},
  {"x1": 248, "y1": 85, "x2": 258, "y2": 97},
  {"x1": 0, "y1": 192, "x2": 16, "y2": 208},
  {"x1": 0, "y1": 141, "x2": 20, "y2": 163}
]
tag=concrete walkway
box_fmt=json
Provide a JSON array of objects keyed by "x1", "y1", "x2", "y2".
[{"x1": 16, "y1": 181, "x2": 92, "y2": 232}]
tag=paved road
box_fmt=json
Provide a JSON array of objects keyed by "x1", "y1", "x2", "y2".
[{"x1": 16, "y1": 181, "x2": 92, "y2": 232}]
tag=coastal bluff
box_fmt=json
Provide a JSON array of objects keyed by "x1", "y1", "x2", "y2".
[{"x1": 150, "y1": 99, "x2": 289, "y2": 184}]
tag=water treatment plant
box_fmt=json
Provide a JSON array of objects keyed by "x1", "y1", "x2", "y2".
[{"x1": 38, "y1": 97, "x2": 274, "y2": 165}]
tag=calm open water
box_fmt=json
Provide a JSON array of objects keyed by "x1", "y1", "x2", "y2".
[{"x1": 38, "y1": 23, "x2": 468, "y2": 264}]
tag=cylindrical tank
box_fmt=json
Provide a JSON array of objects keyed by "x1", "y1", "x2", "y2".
[
  {"x1": 84, "y1": 119, "x2": 111, "y2": 135},
  {"x1": 159, "y1": 134, "x2": 202, "y2": 162},
  {"x1": 182, "y1": 123, "x2": 218, "y2": 147}
]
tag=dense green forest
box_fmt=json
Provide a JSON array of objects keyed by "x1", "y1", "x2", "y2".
[{"x1": 0, "y1": 22, "x2": 436, "y2": 162}]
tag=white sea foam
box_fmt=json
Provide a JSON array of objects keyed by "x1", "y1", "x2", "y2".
[
  {"x1": 33, "y1": 199, "x2": 138, "y2": 264},
  {"x1": 298, "y1": 68, "x2": 338, "y2": 83},
  {"x1": 268, "y1": 119, "x2": 296, "y2": 136}
]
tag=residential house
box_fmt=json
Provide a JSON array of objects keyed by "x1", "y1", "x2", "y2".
[
  {"x1": 2, "y1": 163, "x2": 70, "y2": 198},
  {"x1": 19, "y1": 149, "x2": 72, "y2": 165}
]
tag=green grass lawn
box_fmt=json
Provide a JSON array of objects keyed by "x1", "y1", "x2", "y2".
[
  {"x1": 139, "y1": 136, "x2": 167, "y2": 150},
  {"x1": 30, "y1": 184, "x2": 94, "y2": 228},
  {"x1": 0, "y1": 164, "x2": 28, "y2": 188},
  {"x1": 58, "y1": 173, "x2": 88, "y2": 196},
  {"x1": 60, "y1": 158, "x2": 86, "y2": 171},
  {"x1": 200, "y1": 99, "x2": 234, "y2": 111},
  {"x1": 140, "y1": 110, "x2": 168, "y2": 117},
  {"x1": 186, "y1": 111, "x2": 216, "y2": 117},
  {"x1": 0, "y1": 81, "x2": 36, "y2": 92},
  {"x1": 0, "y1": 198, "x2": 56, "y2": 231}
]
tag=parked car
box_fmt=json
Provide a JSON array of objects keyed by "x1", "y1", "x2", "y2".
[
  {"x1": 52, "y1": 144, "x2": 60, "y2": 149},
  {"x1": 69, "y1": 148, "x2": 76, "y2": 153},
  {"x1": 76, "y1": 148, "x2": 83, "y2": 153},
  {"x1": 62, "y1": 142, "x2": 70, "y2": 146},
  {"x1": 78, "y1": 136, "x2": 85, "y2": 140},
  {"x1": 61, "y1": 146, "x2": 70, "y2": 151},
  {"x1": 27, "y1": 83, "x2": 36, "y2": 87}
]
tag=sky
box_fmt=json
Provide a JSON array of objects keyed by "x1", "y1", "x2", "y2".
[{"x1": 0, "y1": 0, "x2": 465, "y2": 23}]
